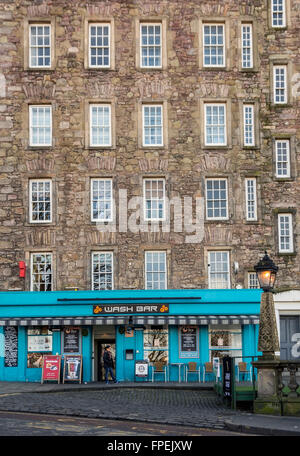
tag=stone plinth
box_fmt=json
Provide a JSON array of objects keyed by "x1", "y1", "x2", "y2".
[{"x1": 252, "y1": 358, "x2": 281, "y2": 415}]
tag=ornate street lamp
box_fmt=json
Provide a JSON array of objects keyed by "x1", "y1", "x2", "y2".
[
  {"x1": 254, "y1": 251, "x2": 280, "y2": 360},
  {"x1": 254, "y1": 251, "x2": 278, "y2": 292}
]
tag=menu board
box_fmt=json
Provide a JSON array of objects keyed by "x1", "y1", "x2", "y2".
[
  {"x1": 63, "y1": 355, "x2": 82, "y2": 383},
  {"x1": 63, "y1": 328, "x2": 80, "y2": 353},
  {"x1": 179, "y1": 326, "x2": 199, "y2": 358},
  {"x1": 4, "y1": 326, "x2": 18, "y2": 367},
  {"x1": 41, "y1": 355, "x2": 61, "y2": 383}
]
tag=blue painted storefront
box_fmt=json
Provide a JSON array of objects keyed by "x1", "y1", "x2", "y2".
[{"x1": 0, "y1": 289, "x2": 262, "y2": 383}]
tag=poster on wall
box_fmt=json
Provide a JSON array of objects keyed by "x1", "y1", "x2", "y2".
[
  {"x1": 63, "y1": 355, "x2": 82, "y2": 383},
  {"x1": 4, "y1": 326, "x2": 18, "y2": 367},
  {"x1": 41, "y1": 355, "x2": 61, "y2": 384},
  {"x1": 28, "y1": 335, "x2": 52, "y2": 352},
  {"x1": 63, "y1": 328, "x2": 80, "y2": 353},
  {"x1": 179, "y1": 326, "x2": 199, "y2": 358},
  {"x1": 27, "y1": 353, "x2": 43, "y2": 368}
]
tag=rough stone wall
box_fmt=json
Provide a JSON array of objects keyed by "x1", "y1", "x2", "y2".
[{"x1": 0, "y1": 0, "x2": 299, "y2": 291}]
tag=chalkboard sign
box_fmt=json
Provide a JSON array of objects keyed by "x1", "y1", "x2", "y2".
[
  {"x1": 223, "y1": 356, "x2": 233, "y2": 399},
  {"x1": 63, "y1": 328, "x2": 80, "y2": 353},
  {"x1": 179, "y1": 326, "x2": 199, "y2": 358},
  {"x1": 63, "y1": 355, "x2": 82, "y2": 383},
  {"x1": 4, "y1": 326, "x2": 18, "y2": 367}
]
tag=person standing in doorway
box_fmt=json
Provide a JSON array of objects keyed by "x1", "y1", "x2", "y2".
[{"x1": 103, "y1": 345, "x2": 118, "y2": 384}]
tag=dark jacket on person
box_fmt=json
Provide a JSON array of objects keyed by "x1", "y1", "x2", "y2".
[{"x1": 103, "y1": 350, "x2": 114, "y2": 368}]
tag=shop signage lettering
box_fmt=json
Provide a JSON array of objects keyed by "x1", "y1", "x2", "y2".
[{"x1": 93, "y1": 304, "x2": 169, "y2": 314}]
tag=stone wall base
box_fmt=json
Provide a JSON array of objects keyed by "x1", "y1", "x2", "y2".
[
  {"x1": 254, "y1": 398, "x2": 300, "y2": 416},
  {"x1": 253, "y1": 397, "x2": 281, "y2": 416},
  {"x1": 282, "y1": 399, "x2": 300, "y2": 417}
]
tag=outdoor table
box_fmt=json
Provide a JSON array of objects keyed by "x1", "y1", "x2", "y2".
[{"x1": 170, "y1": 363, "x2": 185, "y2": 383}]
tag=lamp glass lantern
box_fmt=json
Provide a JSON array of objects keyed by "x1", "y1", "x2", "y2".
[{"x1": 254, "y1": 251, "x2": 278, "y2": 292}]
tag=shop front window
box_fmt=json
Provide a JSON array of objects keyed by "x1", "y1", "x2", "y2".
[
  {"x1": 144, "y1": 325, "x2": 168, "y2": 364},
  {"x1": 209, "y1": 325, "x2": 242, "y2": 365},
  {"x1": 27, "y1": 326, "x2": 53, "y2": 368}
]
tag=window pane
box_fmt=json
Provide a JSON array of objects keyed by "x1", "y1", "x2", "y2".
[
  {"x1": 205, "y1": 104, "x2": 226, "y2": 145},
  {"x1": 144, "y1": 179, "x2": 165, "y2": 221},
  {"x1": 206, "y1": 179, "x2": 227, "y2": 219},
  {"x1": 141, "y1": 23, "x2": 162, "y2": 67},
  {"x1": 203, "y1": 24, "x2": 224, "y2": 67},
  {"x1": 208, "y1": 251, "x2": 230, "y2": 289},
  {"x1": 30, "y1": 106, "x2": 52, "y2": 146},
  {"x1": 91, "y1": 179, "x2": 113, "y2": 221},
  {"x1": 90, "y1": 105, "x2": 111, "y2": 146},
  {"x1": 89, "y1": 24, "x2": 110, "y2": 67},
  {"x1": 92, "y1": 252, "x2": 113, "y2": 290},
  {"x1": 145, "y1": 251, "x2": 166, "y2": 290},
  {"x1": 143, "y1": 105, "x2": 163, "y2": 146},
  {"x1": 29, "y1": 24, "x2": 51, "y2": 68},
  {"x1": 31, "y1": 253, "x2": 52, "y2": 291}
]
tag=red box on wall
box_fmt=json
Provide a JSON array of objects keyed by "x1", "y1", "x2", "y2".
[{"x1": 19, "y1": 261, "x2": 26, "y2": 278}]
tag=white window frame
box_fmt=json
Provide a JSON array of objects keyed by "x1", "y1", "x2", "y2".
[
  {"x1": 140, "y1": 23, "x2": 162, "y2": 69},
  {"x1": 203, "y1": 23, "x2": 225, "y2": 68},
  {"x1": 241, "y1": 23, "x2": 253, "y2": 69},
  {"x1": 89, "y1": 23, "x2": 110, "y2": 68},
  {"x1": 92, "y1": 251, "x2": 114, "y2": 290},
  {"x1": 245, "y1": 178, "x2": 257, "y2": 221},
  {"x1": 91, "y1": 178, "x2": 113, "y2": 222},
  {"x1": 142, "y1": 104, "x2": 163, "y2": 147},
  {"x1": 275, "y1": 139, "x2": 290, "y2": 178},
  {"x1": 248, "y1": 272, "x2": 260, "y2": 289},
  {"x1": 271, "y1": 0, "x2": 286, "y2": 28},
  {"x1": 143, "y1": 178, "x2": 166, "y2": 221},
  {"x1": 243, "y1": 104, "x2": 255, "y2": 146},
  {"x1": 145, "y1": 251, "x2": 167, "y2": 290},
  {"x1": 278, "y1": 213, "x2": 294, "y2": 253},
  {"x1": 29, "y1": 179, "x2": 52, "y2": 224},
  {"x1": 205, "y1": 178, "x2": 228, "y2": 220},
  {"x1": 208, "y1": 251, "x2": 230, "y2": 289},
  {"x1": 29, "y1": 105, "x2": 52, "y2": 147},
  {"x1": 30, "y1": 252, "x2": 53, "y2": 292},
  {"x1": 273, "y1": 65, "x2": 287, "y2": 104},
  {"x1": 89, "y1": 104, "x2": 112, "y2": 147},
  {"x1": 204, "y1": 103, "x2": 227, "y2": 146},
  {"x1": 29, "y1": 23, "x2": 51, "y2": 69}
]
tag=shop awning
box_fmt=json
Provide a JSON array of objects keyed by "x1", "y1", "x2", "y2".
[{"x1": 0, "y1": 314, "x2": 260, "y2": 326}]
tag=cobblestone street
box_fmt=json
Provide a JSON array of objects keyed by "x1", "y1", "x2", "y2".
[{"x1": 0, "y1": 388, "x2": 234, "y2": 431}]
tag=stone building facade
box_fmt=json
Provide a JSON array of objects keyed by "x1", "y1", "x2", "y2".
[{"x1": 0, "y1": 0, "x2": 299, "y2": 293}]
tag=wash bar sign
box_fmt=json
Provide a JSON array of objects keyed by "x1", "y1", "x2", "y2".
[{"x1": 93, "y1": 304, "x2": 169, "y2": 314}]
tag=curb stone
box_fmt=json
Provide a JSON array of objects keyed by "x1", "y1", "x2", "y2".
[{"x1": 224, "y1": 420, "x2": 300, "y2": 436}]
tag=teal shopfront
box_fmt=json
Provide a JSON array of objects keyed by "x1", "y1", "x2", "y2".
[{"x1": 0, "y1": 289, "x2": 262, "y2": 383}]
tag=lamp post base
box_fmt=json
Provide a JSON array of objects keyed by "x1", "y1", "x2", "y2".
[{"x1": 252, "y1": 358, "x2": 281, "y2": 415}]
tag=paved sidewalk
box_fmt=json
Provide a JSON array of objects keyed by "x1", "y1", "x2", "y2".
[{"x1": 0, "y1": 381, "x2": 299, "y2": 436}]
